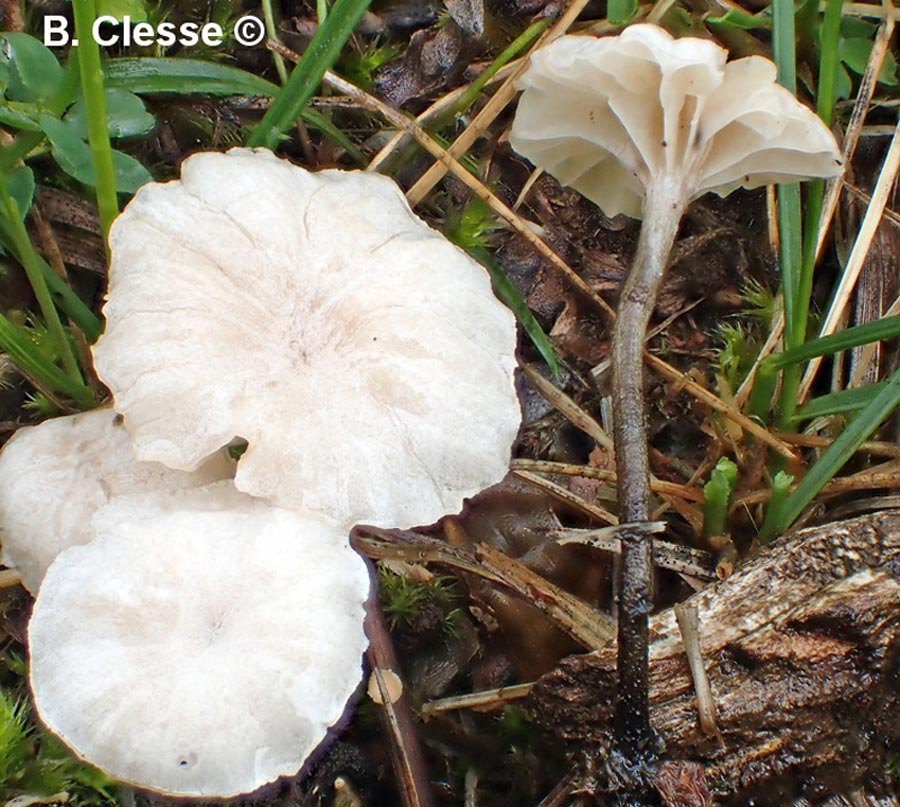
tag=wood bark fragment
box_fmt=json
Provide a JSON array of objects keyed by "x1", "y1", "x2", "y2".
[{"x1": 529, "y1": 511, "x2": 900, "y2": 804}]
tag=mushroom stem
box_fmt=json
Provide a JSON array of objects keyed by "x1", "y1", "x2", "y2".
[{"x1": 611, "y1": 174, "x2": 688, "y2": 767}]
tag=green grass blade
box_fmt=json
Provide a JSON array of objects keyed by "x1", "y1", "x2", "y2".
[
  {"x1": 0, "y1": 216, "x2": 102, "y2": 342},
  {"x1": 795, "y1": 383, "x2": 885, "y2": 420},
  {"x1": 261, "y1": 0, "x2": 290, "y2": 84},
  {"x1": 766, "y1": 315, "x2": 900, "y2": 369},
  {"x1": 792, "y1": 0, "x2": 842, "y2": 370},
  {"x1": 455, "y1": 18, "x2": 549, "y2": 115},
  {"x1": 772, "y1": 0, "x2": 797, "y2": 92},
  {"x1": 774, "y1": 365, "x2": 900, "y2": 534},
  {"x1": 771, "y1": 0, "x2": 803, "y2": 427},
  {"x1": 105, "y1": 59, "x2": 363, "y2": 161},
  {"x1": 470, "y1": 246, "x2": 559, "y2": 378},
  {"x1": 40, "y1": 263, "x2": 103, "y2": 342},
  {"x1": 104, "y1": 57, "x2": 280, "y2": 96},
  {"x1": 777, "y1": 183, "x2": 803, "y2": 352},
  {"x1": 248, "y1": 0, "x2": 371, "y2": 149},
  {"x1": 0, "y1": 314, "x2": 93, "y2": 407},
  {"x1": 72, "y1": 0, "x2": 119, "y2": 242},
  {"x1": 816, "y1": 0, "x2": 844, "y2": 126},
  {"x1": 0, "y1": 176, "x2": 84, "y2": 386}
]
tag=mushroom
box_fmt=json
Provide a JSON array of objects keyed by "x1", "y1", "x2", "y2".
[
  {"x1": 0, "y1": 407, "x2": 233, "y2": 593},
  {"x1": 91, "y1": 148, "x2": 521, "y2": 531},
  {"x1": 28, "y1": 483, "x2": 370, "y2": 798},
  {"x1": 509, "y1": 23, "x2": 842, "y2": 767}
]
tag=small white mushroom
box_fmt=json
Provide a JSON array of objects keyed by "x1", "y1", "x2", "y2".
[
  {"x1": 91, "y1": 148, "x2": 521, "y2": 530},
  {"x1": 510, "y1": 24, "x2": 843, "y2": 534},
  {"x1": 28, "y1": 483, "x2": 370, "y2": 798},
  {"x1": 510, "y1": 24, "x2": 843, "y2": 219},
  {"x1": 509, "y1": 24, "x2": 843, "y2": 761},
  {"x1": 0, "y1": 407, "x2": 233, "y2": 593}
]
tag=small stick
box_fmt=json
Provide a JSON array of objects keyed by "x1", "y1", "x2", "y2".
[
  {"x1": 646, "y1": 353, "x2": 797, "y2": 460},
  {"x1": 365, "y1": 593, "x2": 435, "y2": 807},
  {"x1": 798, "y1": 115, "x2": 900, "y2": 401},
  {"x1": 553, "y1": 526, "x2": 717, "y2": 581},
  {"x1": 673, "y1": 602, "x2": 720, "y2": 737},
  {"x1": 512, "y1": 470, "x2": 618, "y2": 524},
  {"x1": 774, "y1": 429, "x2": 900, "y2": 458},
  {"x1": 536, "y1": 771, "x2": 582, "y2": 807},
  {"x1": 475, "y1": 543, "x2": 617, "y2": 648},
  {"x1": 510, "y1": 458, "x2": 704, "y2": 502},
  {"x1": 0, "y1": 568, "x2": 22, "y2": 588},
  {"x1": 351, "y1": 527, "x2": 616, "y2": 649},
  {"x1": 521, "y1": 363, "x2": 614, "y2": 451},
  {"x1": 421, "y1": 683, "x2": 534, "y2": 716},
  {"x1": 404, "y1": 0, "x2": 597, "y2": 206},
  {"x1": 464, "y1": 769, "x2": 478, "y2": 807}
]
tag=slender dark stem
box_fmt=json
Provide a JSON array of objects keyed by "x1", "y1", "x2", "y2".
[{"x1": 611, "y1": 176, "x2": 686, "y2": 769}]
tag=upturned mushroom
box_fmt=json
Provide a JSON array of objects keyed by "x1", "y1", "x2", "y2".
[
  {"x1": 509, "y1": 23, "x2": 842, "y2": 773},
  {"x1": 91, "y1": 148, "x2": 521, "y2": 531},
  {"x1": 28, "y1": 483, "x2": 370, "y2": 798},
  {"x1": 0, "y1": 407, "x2": 233, "y2": 593}
]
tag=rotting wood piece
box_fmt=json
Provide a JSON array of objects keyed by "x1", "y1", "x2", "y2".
[{"x1": 529, "y1": 511, "x2": 900, "y2": 805}]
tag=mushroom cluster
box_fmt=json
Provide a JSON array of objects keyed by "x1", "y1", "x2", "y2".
[{"x1": 2, "y1": 148, "x2": 521, "y2": 796}]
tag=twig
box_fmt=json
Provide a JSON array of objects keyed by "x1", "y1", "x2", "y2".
[
  {"x1": 351, "y1": 527, "x2": 616, "y2": 649},
  {"x1": 367, "y1": 64, "x2": 519, "y2": 172},
  {"x1": 365, "y1": 592, "x2": 435, "y2": 807},
  {"x1": 647, "y1": 353, "x2": 797, "y2": 460},
  {"x1": 0, "y1": 568, "x2": 22, "y2": 588},
  {"x1": 536, "y1": 771, "x2": 581, "y2": 807},
  {"x1": 421, "y1": 683, "x2": 534, "y2": 716},
  {"x1": 798, "y1": 116, "x2": 900, "y2": 401},
  {"x1": 553, "y1": 527, "x2": 717, "y2": 581},
  {"x1": 774, "y1": 429, "x2": 900, "y2": 458},
  {"x1": 521, "y1": 363, "x2": 614, "y2": 451},
  {"x1": 404, "y1": 0, "x2": 596, "y2": 206},
  {"x1": 841, "y1": 2, "x2": 900, "y2": 17},
  {"x1": 512, "y1": 470, "x2": 618, "y2": 524},
  {"x1": 510, "y1": 458, "x2": 703, "y2": 502},
  {"x1": 673, "y1": 602, "x2": 720, "y2": 737}
]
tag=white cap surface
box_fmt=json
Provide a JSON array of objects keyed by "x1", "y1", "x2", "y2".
[
  {"x1": 0, "y1": 407, "x2": 233, "y2": 593},
  {"x1": 92, "y1": 148, "x2": 521, "y2": 529},
  {"x1": 28, "y1": 484, "x2": 370, "y2": 797},
  {"x1": 510, "y1": 24, "x2": 843, "y2": 218}
]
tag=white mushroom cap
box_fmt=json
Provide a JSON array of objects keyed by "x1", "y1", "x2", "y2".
[
  {"x1": 28, "y1": 483, "x2": 370, "y2": 798},
  {"x1": 91, "y1": 148, "x2": 520, "y2": 530},
  {"x1": 509, "y1": 24, "x2": 843, "y2": 218},
  {"x1": 0, "y1": 407, "x2": 233, "y2": 593}
]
